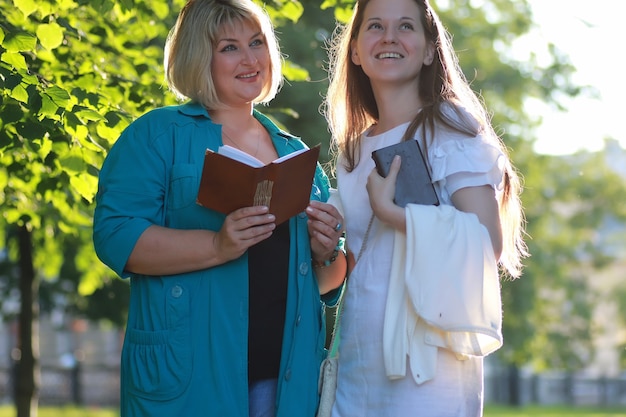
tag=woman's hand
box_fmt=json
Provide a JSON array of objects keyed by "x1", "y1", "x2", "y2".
[
  {"x1": 126, "y1": 206, "x2": 275, "y2": 276},
  {"x1": 306, "y1": 200, "x2": 344, "y2": 262},
  {"x1": 366, "y1": 155, "x2": 405, "y2": 231},
  {"x1": 306, "y1": 200, "x2": 347, "y2": 295},
  {"x1": 213, "y1": 206, "x2": 276, "y2": 264}
]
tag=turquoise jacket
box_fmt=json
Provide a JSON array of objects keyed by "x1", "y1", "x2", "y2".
[{"x1": 93, "y1": 102, "x2": 334, "y2": 417}]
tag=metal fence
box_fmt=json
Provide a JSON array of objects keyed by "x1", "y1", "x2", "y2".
[
  {"x1": 486, "y1": 368, "x2": 626, "y2": 408},
  {"x1": 1, "y1": 364, "x2": 626, "y2": 408},
  {"x1": 0, "y1": 364, "x2": 120, "y2": 407}
]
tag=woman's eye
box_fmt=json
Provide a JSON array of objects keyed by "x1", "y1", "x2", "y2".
[
  {"x1": 220, "y1": 44, "x2": 237, "y2": 52},
  {"x1": 250, "y1": 38, "x2": 264, "y2": 47},
  {"x1": 367, "y1": 22, "x2": 383, "y2": 30},
  {"x1": 400, "y1": 23, "x2": 414, "y2": 30}
]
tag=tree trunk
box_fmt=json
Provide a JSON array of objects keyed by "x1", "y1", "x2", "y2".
[{"x1": 15, "y1": 225, "x2": 39, "y2": 417}]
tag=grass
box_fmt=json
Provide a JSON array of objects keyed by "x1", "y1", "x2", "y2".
[
  {"x1": 0, "y1": 404, "x2": 624, "y2": 416},
  {"x1": 484, "y1": 405, "x2": 626, "y2": 416},
  {"x1": 0, "y1": 405, "x2": 118, "y2": 417}
]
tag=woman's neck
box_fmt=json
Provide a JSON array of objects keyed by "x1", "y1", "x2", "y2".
[
  {"x1": 209, "y1": 105, "x2": 277, "y2": 163},
  {"x1": 209, "y1": 105, "x2": 255, "y2": 129},
  {"x1": 370, "y1": 85, "x2": 423, "y2": 135}
]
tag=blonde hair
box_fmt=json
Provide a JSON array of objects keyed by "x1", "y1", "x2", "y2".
[
  {"x1": 324, "y1": 0, "x2": 528, "y2": 277},
  {"x1": 165, "y1": 0, "x2": 283, "y2": 109}
]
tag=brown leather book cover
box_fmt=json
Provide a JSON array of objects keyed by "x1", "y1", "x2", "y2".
[
  {"x1": 197, "y1": 144, "x2": 321, "y2": 225},
  {"x1": 371, "y1": 140, "x2": 439, "y2": 207}
]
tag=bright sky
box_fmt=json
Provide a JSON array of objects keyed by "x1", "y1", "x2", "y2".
[{"x1": 522, "y1": 0, "x2": 625, "y2": 155}]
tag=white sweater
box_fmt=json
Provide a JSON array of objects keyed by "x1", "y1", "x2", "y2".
[{"x1": 383, "y1": 204, "x2": 503, "y2": 384}]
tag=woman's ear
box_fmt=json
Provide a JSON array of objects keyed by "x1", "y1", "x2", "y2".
[
  {"x1": 424, "y1": 42, "x2": 435, "y2": 66},
  {"x1": 350, "y1": 41, "x2": 361, "y2": 65}
]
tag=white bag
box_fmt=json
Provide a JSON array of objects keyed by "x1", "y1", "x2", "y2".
[
  {"x1": 315, "y1": 212, "x2": 374, "y2": 417},
  {"x1": 316, "y1": 356, "x2": 338, "y2": 417}
]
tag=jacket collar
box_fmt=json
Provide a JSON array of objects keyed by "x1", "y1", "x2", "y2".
[{"x1": 177, "y1": 101, "x2": 210, "y2": 118}]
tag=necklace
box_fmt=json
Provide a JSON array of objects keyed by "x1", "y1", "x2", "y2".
[{"x1": 222, "y1": 125, "x2": 261, "y2": 157}]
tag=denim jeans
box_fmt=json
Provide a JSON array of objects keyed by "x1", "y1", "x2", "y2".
[{"x1": 249, "y1": 378, "x2": 278, "y2": 417}]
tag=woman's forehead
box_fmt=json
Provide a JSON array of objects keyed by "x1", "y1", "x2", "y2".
[{"x1": 218, "y1": 17, "x2": 260, "y2": 36}]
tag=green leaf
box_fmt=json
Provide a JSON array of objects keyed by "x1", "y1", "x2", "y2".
[
  {"x1": 54, "y1": 0, "x2": 79, "y2": 12},
  {"x1": 0, "y1": 170, "x2": 8, "y2": 194},
  {"x1": 1, "y1": 51, "x2": 28, "y2": 70},
  {"x1": 78, "y1": 272, "x2": 101, "y2": 296},
  {"x1": 3, "y1": 32, "x2": 37, "y2": 52},
  {"x1": 152, "y1": 1, "x2": 170, "y2": 20},
  {"x1": 36, "y1": 22, "x2": 65, "y2": 51},
  {"x1": 59, "y1": 152, "x2": 86, "y2": 175},
  {"x1": 40, "y1": 94, "x2": 60, "y2": 118},
  {"x1": 4, "y1": 208, "x2": 26, "y2": 224},
  {"x1": 334, "y1": 6, "x2": 354, "y2": 23},
  {"x1": 96, "y1": 122, "x2": 122, "y2": 145},
  {"x1": 282, "y1": 61, "x2": 309, "y2": 82},
  {"x1": 0, "y1": 103, "x2": 25, "y2": 124},
  {"x1": 44, "y1": 85, "x2": 71, "y2": 109},
  {"x1": 35, "y1": 138, "x2": 52, "y2": 160},
  {"x1": 10, "y1": 84, "x2": 29, "y2": 104},
  {"x1": 39, "y1": 237, "x2": 63, "y2": 278},
  {"x1": 70, "y1": 172, "x2": 98, "y2": 203},
  {"x1": 75, "y1": 108, "x2": 105, "y2": 122},
  {"x1": 13, "y1": 0, "x2": 39, "y2": 18},
  {"x1": 69, "y1": 124, "x2": 89, "y2": 143},
  {"x1": 279, "y1": 1, "x2": 304, "y2": 22}
]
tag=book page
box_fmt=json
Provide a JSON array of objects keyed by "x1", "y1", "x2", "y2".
[
  {"x1": 216, "y1": 145, "x2": 309, "y2": 167},
  {"x1": 217, "y1": 145, "x2": 264, "y2": 168},
  {"x1": 273, "y1": 147, "x2": 308, "y2": 163}
]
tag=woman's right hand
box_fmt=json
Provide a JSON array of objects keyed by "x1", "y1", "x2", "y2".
[
  {"x1": 125, "y1": 206, "x2": 275, "y2": 276},
  {"x1": 213, "y1": 205, "x2": 276, "y2": 263},
  {"x1": 366, "y1": 155, "x2": 406, "y2": 231}
]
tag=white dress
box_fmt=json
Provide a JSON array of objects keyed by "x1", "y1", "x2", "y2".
[{"x1": 331, "y1": 121, "x2": 505, "y2": 417}]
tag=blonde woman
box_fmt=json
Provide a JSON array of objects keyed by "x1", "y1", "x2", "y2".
[{"x1": 94, "y1": 1, "x2": 345, "y2": 416}]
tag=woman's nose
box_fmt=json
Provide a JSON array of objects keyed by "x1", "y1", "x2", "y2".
[
  {"x1": 242, "y1": 48, "x2": 258, "y2": 64},
  {"x1": 382, "y1": 28, "x2": 398, "y2": 44}
]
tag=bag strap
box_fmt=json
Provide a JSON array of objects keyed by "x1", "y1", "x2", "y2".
[{"x1": 327, "y1": 213, "x2": 375, "y2": 358}]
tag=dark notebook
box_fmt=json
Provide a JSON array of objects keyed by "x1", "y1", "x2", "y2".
[
  {"x1": 371, "y1": 140, "x2": 440, "y2": 207},
  {"x1": 197, "y1": 144, "x2": 321, "y2": 225}
]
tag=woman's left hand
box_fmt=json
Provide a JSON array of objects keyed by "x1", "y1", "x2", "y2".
[{"x1": 306, "y1": 200, "x2": 344, "y2": 263}]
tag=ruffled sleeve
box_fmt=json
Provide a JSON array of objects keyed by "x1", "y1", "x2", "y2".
[{"x1": 429, "y1": 130, "x2": 505, "y2": 202}]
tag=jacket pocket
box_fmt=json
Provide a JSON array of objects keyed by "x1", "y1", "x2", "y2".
[
  {"x1": 123, "y1": 283, "x2": 193, "y2": 400},
  {"x1": 123, "y1": 326, "x2": 193, "y2": 400},
  {"x1": 168, "y1": 163, "x2": 198, "y2": 210}
]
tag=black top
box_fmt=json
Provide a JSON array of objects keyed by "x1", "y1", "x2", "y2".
[{"x1": 247, "y1": 220, "x2": 290, "y2": 382}]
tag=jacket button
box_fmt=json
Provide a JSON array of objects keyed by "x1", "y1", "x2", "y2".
[
  {"x1": 296, "y1": 315, "x2": 302, "y2": 326},
  {"x1": 284, "y1": 369, "x2": 292, "y2": 381},
  {"x1": 171, "y1": 285, "x2": 183, "y2": 298},
  {"x1": 299, "y1": 262, "x2": 309, "y2": 275}
]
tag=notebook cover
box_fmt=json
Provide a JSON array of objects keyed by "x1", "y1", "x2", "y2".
[
  {"x1": 371, "y1": 140, "x2": 439, "y2": 207},
  {"x1": 197, "y1": 145, "x2": 321, "y2": 224}
]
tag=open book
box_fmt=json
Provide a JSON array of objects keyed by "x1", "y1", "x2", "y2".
[
  {"x1": 371, "y1": 140, "x2": 439, "y2": 207},
  {"x1": 197, "y1": 144, "x2": 321, "y2": 225}
]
